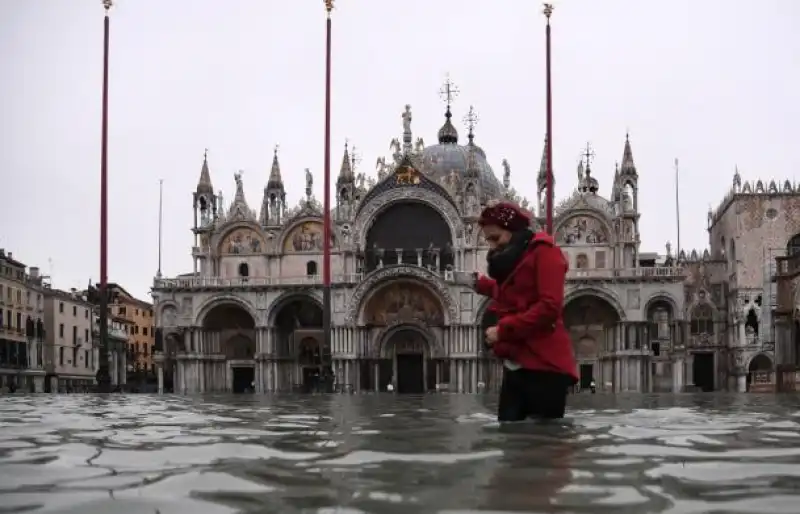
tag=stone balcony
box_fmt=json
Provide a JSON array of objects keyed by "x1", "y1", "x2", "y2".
[
  {"x1": 153, "y1": 274, "x2": 365, "y2": 291},
  {"x1": 567, "y1": 266, "x2": 686, "y2": 281}
]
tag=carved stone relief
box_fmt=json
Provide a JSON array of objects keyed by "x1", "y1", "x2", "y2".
[
  {"x1": 334, "y1": 291, "x2": 346, "y2": 313},
  {"x1": 627, "y1": 289, "x2": 641, "y2": 310},
  {"x1": 459, "y1": 291, "x2": 473, "y2": 312},
  {"x1": 161, "y1": 306, "x2": 178, "y2": 327},
  {"x1": 180, "y1": 297, "x2": 193, "y2": 318}
]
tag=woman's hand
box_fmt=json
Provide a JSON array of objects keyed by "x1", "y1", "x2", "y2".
[{"x1": 485, "y1": 326, "x2": 499, "y2": 345}]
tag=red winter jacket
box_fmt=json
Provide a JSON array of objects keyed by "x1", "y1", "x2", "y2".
[{"x1": 476, "y1": 232, "x2": 578, "y2": 382}]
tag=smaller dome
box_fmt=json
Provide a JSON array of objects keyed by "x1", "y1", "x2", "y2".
[{"x1": 437, "y1": 107, "x2": 459, "y2": 144}]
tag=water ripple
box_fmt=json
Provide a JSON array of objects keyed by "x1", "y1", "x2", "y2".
[{"x1": 0, "y1": 393, "x2": 798, "y2": 513}]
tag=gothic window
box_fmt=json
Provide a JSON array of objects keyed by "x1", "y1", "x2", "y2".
[
  {"x1": 788, "y1": 233, "x2": 800, "y2": 256},
  {"x1": 690, "y1": 304, "x2": 714, "y2": 335},
  {"x1": 238, "y1": 262, "x2": 249, "y2": 278},
  {"x1": 576, "y1": 253, "x2": 589, "y2": 269},
  {"x1": 306, "y1": 261, "x2": 318, "y2": 277},
  {"x1": 198, "y1": 196, "x2": 207, "y2": 211},
  {"x1": 595, "y1": 251, "x2": 606, "y2": 269},
  {"x1": 745, "y1": 307, "x2": 759, "y2": 336}
]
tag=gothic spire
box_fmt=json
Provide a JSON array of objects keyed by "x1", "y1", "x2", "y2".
[
  {"x1": 537, "y1": 136, "x2": 548, "y2": 191},
  {"x1": 267, "y1": 145, "x2": 284, "y2": 191},
  {"x1": 196, "y1": 148, "x2": 214, "y2": 194},
  {"x1": 337, "y1": 140, "x2": 354, "y2": 184},
  {"x1": 620, "y1": 132, "x2": 637, "y2": 176}
]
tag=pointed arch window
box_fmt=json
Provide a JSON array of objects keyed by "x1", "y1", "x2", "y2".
[
  {"x1": 306, "y1": 261, "x2": 318, "y2": 277},
  {"x1": 238, "y1": 262, "x2": 249, "y2": 278},
  {"x1": 690, "y1": 303, "x2": 714, "y2": 335}
]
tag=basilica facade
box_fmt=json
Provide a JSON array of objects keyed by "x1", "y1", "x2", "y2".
[{"x1": 151, "y1": 101, "x2": 800, "y2": 395}]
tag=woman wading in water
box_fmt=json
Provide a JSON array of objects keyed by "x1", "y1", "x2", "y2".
[{"x1": 474, "y1": 201, "x2": 577, "y2": 422}]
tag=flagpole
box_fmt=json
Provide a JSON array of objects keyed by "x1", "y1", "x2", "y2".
[
  {"x1": 544, "y1": 3, "x2": 554, "y2": 234},
  {"x1": 675, "y1": 159, "x2": 681, "y2": 257},
  {"x1": 97, "y1": 0, "x2": 113, "y2": 393},
  {"x1": 157, "y1": 179, "x2": 163, "y2": 278},
  {"x1": 322, "y1": 0, "x2": 334, "y2": 391}
]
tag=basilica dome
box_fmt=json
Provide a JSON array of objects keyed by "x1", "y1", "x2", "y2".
[{"x1": 418, "y1": 109, "x2": 503, "y2": 200}]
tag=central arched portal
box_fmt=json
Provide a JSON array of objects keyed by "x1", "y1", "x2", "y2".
[
  {"x1": 203, "y1": 303, "x2": 256, "y2": 393},
  {"x1": 385, "y1": 329, "x2": 428, "y2": 394},
  {"x1": 364, "y1": 202, "x2": 453, "y2": 273},
  {"x1": 563, "y1": 294, "x2": 621, "y2": 390},
  {"x1": 364, "y1": 281, "x2": 444, "y2": 393},
  {"x1": 272, "y1": 296, "x2": 326, "y2": 392}
]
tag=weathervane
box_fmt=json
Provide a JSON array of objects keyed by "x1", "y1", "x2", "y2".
[
  {"x1": 439, "y1": 74, "x2": 460, "y2": 109},
  {"x1": 203, "y1": 148, "x2": 208, "y2": 161},
  {"x1": 273, "y1": 144, "x2": 279, "y2": 157},
  {"x1": 582, "y1": 142, "x2": 596, "y2": 170},
  {"x1": 324, "y1": 0, "x2": 334, "y2": 15},
  {"x1": 103, "y1": 0, "x2": 113, "y2": 11},
  {"x1": 543, "y1": 3, "x2": 553, "y2": 19}
]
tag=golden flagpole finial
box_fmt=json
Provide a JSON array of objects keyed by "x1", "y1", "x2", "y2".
[
  {"x1": 102, "y1": 0, "x2": 113, "y2": 11},
  {"x1": 324, "y1": 0, "x2": 334, "y2": 15},
  {"x1": 543, "y1": 3, "x2": 554, "y2": 19}
]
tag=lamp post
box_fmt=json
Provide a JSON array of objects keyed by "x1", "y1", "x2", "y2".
[
  {"x1": 543, "y1": 3, "x2": 554, "y2": 234},
  {"x1": 322, "y1": 0, "x2": 334, "y2": 392},
  {"x1": 96, "y1": 0, "x2": 113, "y2": 392}
]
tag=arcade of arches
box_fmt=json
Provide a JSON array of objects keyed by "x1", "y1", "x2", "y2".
[
  {"x1": 162, "y1": 298, "x2": 329, "y2": 393},
  {"x1": 562, "y1": 294, "x2": 697, "y2": 393}
]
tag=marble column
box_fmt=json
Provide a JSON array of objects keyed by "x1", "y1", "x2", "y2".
[{"x1": 157, "y1": 365, "x2": 164, "y2": 395}]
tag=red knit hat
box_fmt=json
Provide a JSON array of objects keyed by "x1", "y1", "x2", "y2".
[{"x1": 478, "y1": 201, "x2": 531, "y2": 232}]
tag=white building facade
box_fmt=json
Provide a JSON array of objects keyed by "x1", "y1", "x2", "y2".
[{"x1": 152, "y1": 100, "x2": 800, "y2": 394}]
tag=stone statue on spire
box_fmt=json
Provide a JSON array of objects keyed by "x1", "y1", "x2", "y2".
[{"x1": 402, "y1": 105, "x2": 412, "y2": 134}]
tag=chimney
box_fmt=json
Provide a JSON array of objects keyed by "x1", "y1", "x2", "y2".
[
  {"x1": 29, "y1": 267, "x2": 39, "y2": 279},
  {"x1": 7, "y1": 252, "x2": 12, "y2": 260}
]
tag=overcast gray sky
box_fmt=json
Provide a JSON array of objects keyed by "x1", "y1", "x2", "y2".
[{"x1": 1, "y1": 0, "x2": 797, "y2": 300}]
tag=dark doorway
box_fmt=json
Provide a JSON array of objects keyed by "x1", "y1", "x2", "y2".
[
  {"x1": 232, "y1": 366, "x2": 255, "y2": 393},
  {"x1": 302, "y1": 366, "x2": 321, "y2": 393},
  {"x1": 692, "y1": 352, "x2": 715, "y2": 392},
  {"x1": 579, "y1": 364, "x2": 594, "y2": 389},
  {"x1": 397, "y1": 354, "x2": 425, "y2": 394}
]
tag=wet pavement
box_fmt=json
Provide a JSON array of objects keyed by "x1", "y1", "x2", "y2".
[{"x1": 0, "y1": 393, "x2": 799, "y2": 513}]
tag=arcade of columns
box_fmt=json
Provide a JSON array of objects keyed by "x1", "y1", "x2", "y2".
[{"x1": 155, "y1": 321, "x2": 504, "y2": 394}]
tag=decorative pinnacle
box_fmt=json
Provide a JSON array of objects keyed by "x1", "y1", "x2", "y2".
[
  {"x1": 273, "y1": 144, "x2": 279, "y2": 157},
  {"x1": 463, "y1": 105, "x2": 479, "y2": 135},
  {"x1": 203, "y1": 148, "x2": 208, "y2": 161},
  {"x1": 543, "y1": 3, "x2": 553, "y2": 19},
  {"x1": 103, "y1": 0, "x2": 113, "y2": 11},
  {"x1": 324, "y1": 0, "x2": 334, "y2": 14},
  {"x1": 351, "y1": 145, "x2": 361, "y2": 171},
  {"x1": 439, "y1": 74, "x2": 460, "y2": 108}
]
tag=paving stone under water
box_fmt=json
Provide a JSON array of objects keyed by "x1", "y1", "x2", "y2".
[{"x1": 0, "y1": 393, "x2": 799, "y2": 513}]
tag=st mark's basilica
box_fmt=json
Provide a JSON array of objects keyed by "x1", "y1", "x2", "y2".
[{"x1": 151, "y1": 94, "x2": 800, "y2": 395}]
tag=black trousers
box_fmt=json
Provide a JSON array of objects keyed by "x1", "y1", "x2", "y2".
[{"x1": 497, "y1": 368, "x2": 572, "y2": 422}]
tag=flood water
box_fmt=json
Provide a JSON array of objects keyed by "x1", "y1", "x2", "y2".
[{"x1": 0, "y1": 394, "x2": 799, "y2": 514}]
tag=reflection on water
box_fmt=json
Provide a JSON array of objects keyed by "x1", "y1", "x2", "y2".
[{"x1": 1, "y1": 394, "x2": 799, "y2": 513}]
